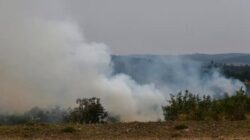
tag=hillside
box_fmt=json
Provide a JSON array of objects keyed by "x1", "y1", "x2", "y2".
[
  {"x1": 112, "y1": 53, "x2": 250, "y2": 84},
  {"x1": 183, "y1": 53, "x2": 250, "y2": 65},
  {"x1": 112, "y1": 53, "x2": 250, "y2": 94},
  {"x1": 112, "y1": 53, "x2": 250, "y2": 67}
]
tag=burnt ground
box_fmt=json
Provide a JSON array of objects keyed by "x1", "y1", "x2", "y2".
[{"x1": 0, "y1": 121, "x2": 250, "y2": 139}]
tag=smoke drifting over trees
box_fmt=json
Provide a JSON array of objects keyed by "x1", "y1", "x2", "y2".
[{"x1": 0, "y1": 0, "x2": 245, "y2": 121}]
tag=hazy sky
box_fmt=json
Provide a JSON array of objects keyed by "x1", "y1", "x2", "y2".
[{"x1": 2, "y1": 0, "x2": 250, "y2": 54}]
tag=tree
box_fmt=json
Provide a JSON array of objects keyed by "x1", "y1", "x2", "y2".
[{"x1": 69, "y1": 97, "x2": 108, "y2": 124}]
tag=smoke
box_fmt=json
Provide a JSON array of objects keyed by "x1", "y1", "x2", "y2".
[
  {"x1": 113, "y1": 56, "x2": 245, "y2": 97},
  {"x1": 0, "y1": 0, "x2": 165, "y2": 121},
  {"x1": 0, "y1": 1, "x2": 245, "y2": 121}
]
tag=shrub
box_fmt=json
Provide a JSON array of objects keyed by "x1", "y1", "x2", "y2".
[
  {"x1": 69, "y1": 97, "x2": 108, "y2": 124},
  {"x1": 163, "y1": 88, "x2": 250, "y2": 121}
]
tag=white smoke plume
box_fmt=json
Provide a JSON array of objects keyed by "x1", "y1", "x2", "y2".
[
  {"x1": 0, "y1": 0, "x2": 165, "y2": 121},
  {"x1": 0, "y1": 0, "x2": 244, "y2": 121}
]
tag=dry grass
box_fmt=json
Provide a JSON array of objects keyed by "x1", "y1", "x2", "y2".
[{"x1": 0, "y1": 120, "x2": 250, "y2": 139}]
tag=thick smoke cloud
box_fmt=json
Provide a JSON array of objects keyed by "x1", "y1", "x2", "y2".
[
  {"x1": 0, "y1": 0, "x2": 245, "y2": 121},
  {"x1": 0, "y1": 0, "x2": 165, "y2": 121}
]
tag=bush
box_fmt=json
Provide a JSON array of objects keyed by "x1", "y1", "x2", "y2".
[
  {"x1": 162, "y1": 88, "x2": 250, "y2": 121},
  {"x1": 68, "y1": 97, "x2": 108, "y2": 124}
]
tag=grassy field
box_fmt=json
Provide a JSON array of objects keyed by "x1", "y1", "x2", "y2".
[{"x1": 0, "y1": 121, "x2": 250, "y2": 140}]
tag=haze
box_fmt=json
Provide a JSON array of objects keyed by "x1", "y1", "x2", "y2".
[
  {"x1": 2, "y1": 0, "x2": 250, "y2": 54},
  {"x1": 68, "y1": 0, "x2": 250, "y2": 54}
]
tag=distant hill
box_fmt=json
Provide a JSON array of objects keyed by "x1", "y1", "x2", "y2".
[
  {"x1": 111, "y1": 53, "x2": 250, "y2": 94},
  {"x1": 182, "y1": 53, "x2": 250, "y2": 65},
  {"x1": 112, "y1": 53, "x2": 250, "y2": 66},
  {"x1": 111, "y1": 54, "x2": 250, "y2": 79}
]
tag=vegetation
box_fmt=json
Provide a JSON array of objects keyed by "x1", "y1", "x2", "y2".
[
  {"x1": 162, "y1": 88, "x2": 250, "y2": 121},
  {"x1": 0, "y1": 97, "x2": 109, "y2": 125},
  {"x1": 203, "y1": 61, "x2": 250, "y2": 82},
  {"x1": 68, "y1": 97, "x2": 108, "y2": 124},
  {"x1": 1, "y1": 90, "x2": 250, "y2": 139},
  {"x1": 0, "y1": 106, "x2": 68, "y2": 125},
  {"x1": 1, "y1": 88, "x2": 250, "y2": 125}
]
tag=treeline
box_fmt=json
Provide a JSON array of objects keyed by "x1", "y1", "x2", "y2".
[
  {"x1": 162, "y1": 88, "x2": 250, "y2": 121},
  {"x1": 203, "y1": 61, "x2": 250, "y2": 82},
  {"x1": 1, "y1": 88, "x2": 250, "y2": 125}
]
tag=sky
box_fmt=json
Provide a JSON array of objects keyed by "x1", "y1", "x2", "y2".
[{"x1": 2, "y1": 0, "x2": 250, "y2": 54}]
